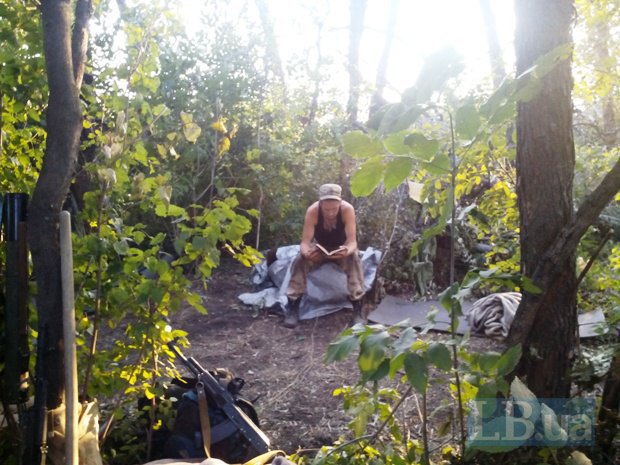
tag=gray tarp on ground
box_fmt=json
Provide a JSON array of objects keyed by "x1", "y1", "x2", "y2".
[{"x1": 238, "y1": 245, "x2": 382, "y2": 320}]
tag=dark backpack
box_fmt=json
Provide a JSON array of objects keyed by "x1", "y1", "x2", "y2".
[{"x1": 161, "y1": 371, "x2": 262, "y2": 463}]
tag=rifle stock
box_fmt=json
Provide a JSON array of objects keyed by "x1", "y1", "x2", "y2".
[{"x1": 168, "y1": 341, "x2": 271, "y2": 455}]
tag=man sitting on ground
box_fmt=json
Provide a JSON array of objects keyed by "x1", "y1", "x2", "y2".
[{"x1": 283, "y1": 183, "x2": 365, "y2": 328}]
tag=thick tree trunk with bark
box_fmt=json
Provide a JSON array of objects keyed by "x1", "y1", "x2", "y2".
[
  {"x1": 29, "y1": 0, "x2": 90, "y2": 409},
  {"x1": 510, "y1": 0, "x2": 577, "y2": 398}
]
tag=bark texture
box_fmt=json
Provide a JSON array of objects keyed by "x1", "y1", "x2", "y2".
[
  {"x1": 29, "y1": 0, "x2": 90, "y2": 408},
  {"x1": 510, "y1": 0, "x2": 577, "y2": 398}
]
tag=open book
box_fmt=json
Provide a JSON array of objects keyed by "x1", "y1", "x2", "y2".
[{"x1": 315, "y1": 243, "x2": 347, "y2": 256}]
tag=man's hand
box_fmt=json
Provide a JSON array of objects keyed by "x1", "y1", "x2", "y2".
[
  {"x1": 326, "y1": 245, "x2": 349, "y2": 260},
  {"x1": 303, "y1": 245, "x2": 323, "y2": 263}
]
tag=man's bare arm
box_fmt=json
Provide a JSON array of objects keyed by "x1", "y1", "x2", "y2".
[{"x1": 300, "y1": 203, "x2": 321, "y2": 261}]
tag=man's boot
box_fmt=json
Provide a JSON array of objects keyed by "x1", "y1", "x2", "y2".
[
  {"x1": 351, "y1": 298, "x2": 366, "y2": 325},
  {"x1": 283, "y1": 297, "x2": 300, "y2": 328}
]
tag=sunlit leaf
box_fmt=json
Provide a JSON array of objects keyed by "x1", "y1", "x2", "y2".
[
  {"x1": 455, "y1": 104, "x2": 481, "y2": 140},
  {"x1": 341, "y1": 131, "x2": 383, "y2": 158},
  {"x1": 183, "y1": 122, "x2": 202, "y2": 143},
  {"x1": 351, "y1": 156, "x2": 385, "y2": 197},
  {"x1": 404, "y1": 133, "x2": 439, "y2": 161},
  {"x1": 383, "y1": 130, "x2": 412, "y2": 155},
  {"x1": 384, "y1": 157, "x2": 413, "y2": 191},
  {"x1": 358, "y1": 330, "x2": 390, "y2": 373},
  {"x1": 211, "y1": 118, "x2": 227, "y2": 133}
]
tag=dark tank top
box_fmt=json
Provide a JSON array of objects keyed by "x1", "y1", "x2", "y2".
[{"x1": 315, "y1": 206, "x2": 346, "y2": 251}]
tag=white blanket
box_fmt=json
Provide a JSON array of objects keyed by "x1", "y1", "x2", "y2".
[{"x1": 466, "y1": 292, "x2": 521, "y2": 339}]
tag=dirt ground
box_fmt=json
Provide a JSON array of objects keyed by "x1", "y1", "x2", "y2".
[{"x1": 168, "y1": 256, "x2": 503, "y2": 456}]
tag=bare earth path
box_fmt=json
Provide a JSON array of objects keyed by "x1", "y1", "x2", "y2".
[{"x1": 169, "y1": 257, "x2": 502, "y2": 455}]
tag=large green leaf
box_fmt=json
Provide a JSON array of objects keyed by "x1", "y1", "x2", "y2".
[
  {"x1": 384, "y1": 157, "x2": 414, "y2": 190},
  {"x1": 426, "y1": 342, "x2": 452, "y2": 371},
  {"x1": 496, "y1": 344, "x2": 522, "y2": 377},
  {"x1": 325, "y1": 333, "x2": 359, "y2": 363},
  {"x1": 455, "y1": 104, "x2": 481, "y2": 140},
  {"x1": 378, "y1": 103, "x2": 426, "y2": 134},
  {"x1": 341, "y1": 131, "x2": 384, "y2": 158},
  {"x1": 383, "y1": 130, "x2": 412, "y2": 155},
  {"x1": 404, "y1": 352, "x2": 428, "y2": 393},
  {"x1": 404, "y1": 133, "x2": 439, "y2": 161},
  {"x1": 351, "y1": 156, "x2": 385, "y2": 197},
  {"x1": 358, "y1": 330, "x2": 390, "y2": 373}
]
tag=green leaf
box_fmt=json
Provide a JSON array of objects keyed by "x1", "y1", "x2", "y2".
[
  {"x1": 478, "y1": 352, "x2": 501, "y2": 373},
  {"x1": 392, "y1": 326, "x2": 417, "y2": 356},
  {"x1": 325, "y1": 334, "x2": 359, "y2": 363},
  {"x1": 384, "y1": 157, "x2": 413, "y2": 191},
  {"x1": 183, "y1": 122, "x2": 202, "y2": 143},
  {"x1": 521, "y1": 277, "x2": 542, "y2": 294},
  {"x1": 455, "y1": 104, "x2": 481, "y2": 140},
  {"x1": 383, "y1": 131, "x2": 412, "y2": 155},
  {"x1": 404, "y1": 133, "x2": 439, "y2": 161},
  {"x1": 496, "y1": 344, "x2": 522, "y2": 376},
  {"x1": 404, "y1": 352, "x2": 428, "y2": 393},
  {"x1": 113, "y1": 240, "x2": 129, "y2": 255},
  {"x1": 426, "y1": 342, "x2": 452, "y2": 371},
  {"x1": 425, "y1": 152, "x2": 451, "y2": 174},
  {"x1": 488, "y1": 101, "x2": 515, "y2": 125},
  {"x1": 350, "y1": 156, "x2": 385, "y2": 197},
  {"x1": 358, "y1": 331, "x2": 390, "y2": 373},
  {"x1": 341, "y1": 131, "x2": 383, "y2": 158},
  {"x1": 439, "y1": 282, "x2": 459, "y2": 311}
]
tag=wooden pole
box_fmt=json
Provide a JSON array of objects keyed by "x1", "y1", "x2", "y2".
[{"x1": 60, "y1": 211, "x2": 78, "y2": 465}]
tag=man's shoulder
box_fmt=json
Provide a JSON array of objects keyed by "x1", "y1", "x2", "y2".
[
  {"x1": 340, "y1": 200, "x2": 355, "y2": 213},
  {"x1": 307, "y1": 201, "x2": 320, "y2": 212}
]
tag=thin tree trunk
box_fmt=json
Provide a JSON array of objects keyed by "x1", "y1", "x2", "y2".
[
  {"x1": 306, "y1": 18, "x2": 325, "y2": 126},
  {"x1": 370, "y1": 0, "x2": 398, "y2": 117},
  {"x1": 510, "y1": 0, "x2": 576, "y2": 398},
  {"x1": 592, "y1": 14, "x2": 617, "y2": 147},
  {"x1": 29, "y1": 0, "x2": 90, "y2": 408},
  {"x1": 478, "y1": 0, "x2": 506, "y2": 88},
  {"x1": 255, "y1": 0, "x2": 286, "y2": 91},
  {"x1": 346, "y1": 0, "x2": 367, "y2": 125}
]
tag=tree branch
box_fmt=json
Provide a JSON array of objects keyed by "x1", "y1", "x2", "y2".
[
  {"x1": 508, "y1": 155, "x2": 620, "y2": 344},
  {"x1": 71, "y1": 0, "x2": 92, "y2": 89}
]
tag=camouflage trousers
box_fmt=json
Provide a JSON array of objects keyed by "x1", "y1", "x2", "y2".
[{"x1": 286, "y1": 251, "x2": 365, "y2": 302}]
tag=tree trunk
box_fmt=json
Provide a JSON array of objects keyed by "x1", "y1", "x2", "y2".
[
  {"x1": 29, "y1": 0, "x2": 90, "y2": 409},
  {"x1": 510, "y1": 0, "x2": 576, "y2": 398},
  {"x1": 346, "y1": 0, "x2": 367, "y2": 126},
  {"x1": 306, "y1": 18, "x2": 325, "y2": 126},
  {"x1": 255, "y1": 0, "x2": 286, "y2": 92},
  {"x1": 370, "y1": 0, "x2": 399, "y2": 117},
  {"x1": 592, "y1": 13, "x2": 617, "y2": 147},
  {"x1": 478, "y1": 0, "x2": 506, "y2": 88}
]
